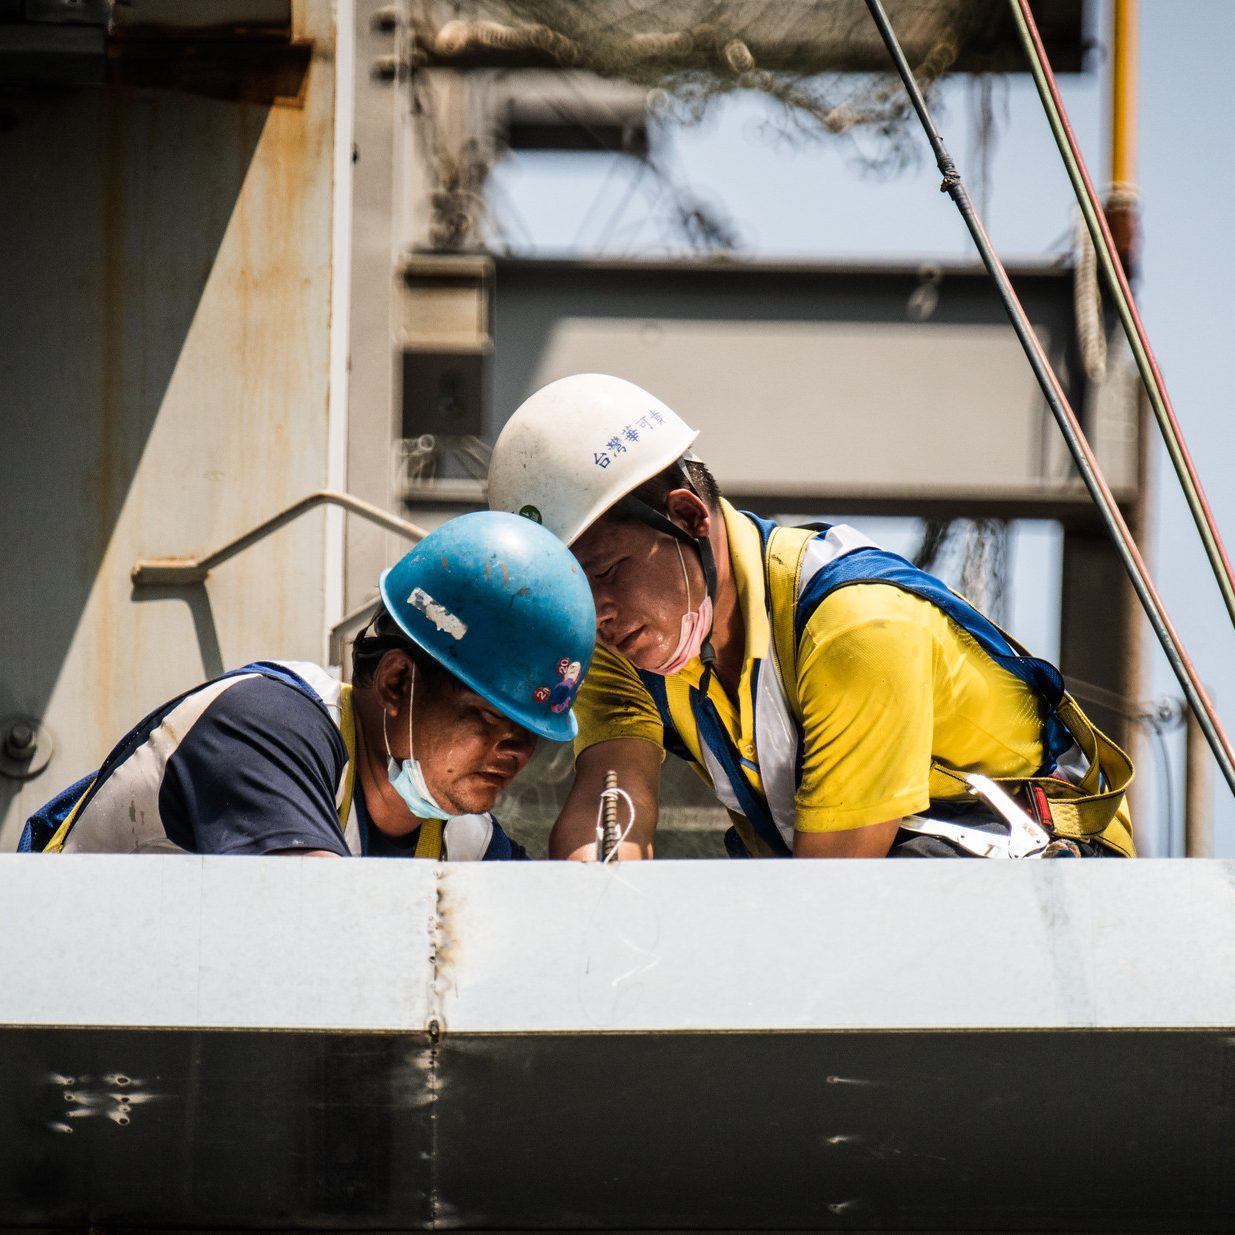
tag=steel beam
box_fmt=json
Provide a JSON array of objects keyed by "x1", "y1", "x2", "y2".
[{"x1": 1, "y1": 856, "x2": 1233, "y2": 1230}]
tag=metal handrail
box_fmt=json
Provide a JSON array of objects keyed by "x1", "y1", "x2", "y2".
[{"x1": 131, "y1": 491, "x2": 429, "y2": 586}]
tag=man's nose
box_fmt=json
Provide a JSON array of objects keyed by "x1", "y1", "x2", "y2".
[
  {"x1": 590, "y1": 578, "x2": 618, "y2": 616},
  {"x1": 591, "y1": 585, "x2": 619, "y2": 635},
  {"x1": 498, "y1": 723, "x2": 537, "y2": 762}
]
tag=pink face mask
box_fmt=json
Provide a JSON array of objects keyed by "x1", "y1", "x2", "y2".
[{"x1": 651, "y1": 541, "x2": 713, "y2": 676}]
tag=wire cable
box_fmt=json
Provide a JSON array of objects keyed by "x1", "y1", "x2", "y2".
[
  {"x1": 1009, "y1": 0, "x2": 1235, "y2": 630},
  {"x1": 862, "y1": 0, "x2": 1235, "y2": 801}
]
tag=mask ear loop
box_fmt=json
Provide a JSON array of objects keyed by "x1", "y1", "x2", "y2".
[
  {"x1": 674, "y1": 540, "x2": 693, "y2": 613},
  {"x1": 382, "y1": 661, "x2": 417, "y2": 762},
  {"x1": 613, "y1": 481, "x2": 717, "y2": 682},
  {"x1": 406, "y1": 662, "x2": 417, "y2": 763}
]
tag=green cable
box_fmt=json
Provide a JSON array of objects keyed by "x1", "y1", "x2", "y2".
[{"x1": 1010, "y1": 0, "x2": 1235, "y2": 630}]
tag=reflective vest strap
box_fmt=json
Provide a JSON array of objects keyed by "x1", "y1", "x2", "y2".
[
  {"x1": 687, "y1": 688, "x2": 792, "y2": 858},
  {"x1": 42, "y1": 777, "x2": 98, "y2": 854},
  {"x1": 765, "y1": 526, "x2": 819, "y2": 730},
  {"x1": 337, "y1": 684, "x2": 356, "y2": 835},
  {"x1": 413, "y1": 818, "x2": 445, "y2": 860},
  {"x1": 637, "y1": 661, "x2": 787, "y2": 857}
]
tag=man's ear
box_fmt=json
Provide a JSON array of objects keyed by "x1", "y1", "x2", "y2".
[
  {"x1": 664, "y1": 488, "x2": 711, "y2": 539},
  {"x1": 372, "y1": 649, "x2": 414, "y2": 715}
]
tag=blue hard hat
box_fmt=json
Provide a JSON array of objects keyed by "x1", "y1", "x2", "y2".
[{"x1": 378, "y1": 511, "x2": 596, "y2": 742}]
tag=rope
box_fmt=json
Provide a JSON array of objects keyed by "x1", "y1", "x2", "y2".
[
  {"x1": 1009, "y1": 0, "x2": 1235, "y2": 631},
  {"x1": 862, "y1": 0, "x2": 1235, "y2": 803},
  {"x1": 1074, "y1": 209, "x2": 1107, "y2": 382}
]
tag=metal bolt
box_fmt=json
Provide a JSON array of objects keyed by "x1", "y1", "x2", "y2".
[
  {"x1": 0, "y1": 716, "x2": 53, "y2": 779},
  {"x1": 371, "y1": 55, "x2": 407, "y2": 82},
  {"x1": 372, "y1": 6, "x2": 403, "y2": 34},
  {"x1": 5, "y1": 722, "x2": 34, "y2": 759}
]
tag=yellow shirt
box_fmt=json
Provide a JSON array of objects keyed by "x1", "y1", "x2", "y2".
[{"x1": 574, "y1": 502, "x2": 1051, "y2": 841}]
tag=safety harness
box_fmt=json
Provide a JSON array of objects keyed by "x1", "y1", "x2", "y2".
[
  {"x1": 19, "y1": 662, "x2": 446, "y2": 860},
  {"x1": 636, "y1": 515, "x2": 1135, "y2": 859}
]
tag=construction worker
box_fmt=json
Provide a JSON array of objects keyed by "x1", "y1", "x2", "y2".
[
  {"x1": 487, "y1": 373, "x2": 1135, "y2": 861},
  {"x1": 19, "y1": 512, "x2": 595, "y2": 860}
]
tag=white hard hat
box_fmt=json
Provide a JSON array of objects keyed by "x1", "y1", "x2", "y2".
[{"x1": 487, "y1": 373, "x2": 699, "y2": 545}]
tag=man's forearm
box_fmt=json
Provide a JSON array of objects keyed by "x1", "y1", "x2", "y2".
[{"x1": 551, "y1": 739, "x2": 662, "y2": 860}]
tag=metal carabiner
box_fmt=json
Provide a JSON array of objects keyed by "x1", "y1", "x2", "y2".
[{"x1": 964, "y1": 773, "x2": 1052, "y2": 859}]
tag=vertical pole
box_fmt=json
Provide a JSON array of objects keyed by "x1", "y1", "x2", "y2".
[
  {"x1": 1109, "y1": 0, "x2": 1147, "y2": 811},
  {"x1": 1185, "y1": 708, "x2": 1213, "y2": 857},
  {"x1": 1108, "y1": 0, "x2": 1140, "y2": 275},
  {"x1": 1058, "y1": 0, "x2": 1144, "y2": 760},
  {"x1": 1060, "y1": 524, "x2": 1138, "y2": 752}
]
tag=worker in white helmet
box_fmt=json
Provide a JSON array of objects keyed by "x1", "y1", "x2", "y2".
[{"x1": 488, "y1": 373, "x2": 1135, "y2": 861}]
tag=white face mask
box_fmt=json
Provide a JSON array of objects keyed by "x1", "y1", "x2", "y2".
[
  {"x1": 384, "y1": 667, "x2": 451, "y2": 821},
  {"x1": 650, "y1": 541, "x2": 714, "y2": 677}
]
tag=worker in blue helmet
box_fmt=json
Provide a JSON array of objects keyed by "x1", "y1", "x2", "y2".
[{"x1": 21, "y1": 512, "x2": 596, "y2": 861}]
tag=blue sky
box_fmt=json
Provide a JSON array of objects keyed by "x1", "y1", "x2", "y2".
[{"x1": 488, "y1": 1, "x2": 1235, "y2": 856}]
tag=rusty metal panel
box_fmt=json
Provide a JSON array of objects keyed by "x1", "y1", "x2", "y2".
[{"x1": 0, "y1": 0, "x2": 340, "y2": 849}]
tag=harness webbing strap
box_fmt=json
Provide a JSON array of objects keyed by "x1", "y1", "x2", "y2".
[
  {"x1": 765, "y1": 525, "x2": 1134, "y2": 852},
  {"x1": 42, "y1": 776, "x2": 98, "y2": 854},
  {"x1": 337, "y1": 683, "x2": 356, "y2": 835},
  {"x1": 413, "y1": 818, "x2": 445, "y2": 860}
]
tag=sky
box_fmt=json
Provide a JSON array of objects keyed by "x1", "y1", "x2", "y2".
[{"x1": 486, "y1": 1, "x2": 1235, "y2": 857}]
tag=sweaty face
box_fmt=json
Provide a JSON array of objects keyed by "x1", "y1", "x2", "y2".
[
  {"x1": 572, "y1": 516, "x2": 699, "y2": 673},
  {"x1": 412, "y1": 682, "x2": 538, "y2": 815}
]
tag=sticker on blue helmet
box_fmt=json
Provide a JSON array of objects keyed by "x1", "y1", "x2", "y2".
[
  {"x1": 548, "y1": 658, "x2": 582, "y2": 713},
  {"x1": 407, "y1": 587, "x2": 467, "y2": 640}
]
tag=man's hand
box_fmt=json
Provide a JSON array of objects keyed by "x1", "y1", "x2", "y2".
[
  {"x1": 550, "y1": 738, "x2": 661, "y2": 860},
  {"x1": 792, "y1": 818, "x2": 902, "y2": 858}
]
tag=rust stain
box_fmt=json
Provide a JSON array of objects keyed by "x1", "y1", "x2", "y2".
[{"x1": 212, "y1": 23, "x2": 331, "y2": 656}]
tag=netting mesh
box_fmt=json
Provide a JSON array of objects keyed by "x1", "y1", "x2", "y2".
[
  {"x1": 420, "y1": 1, "x2": 1005, "y2": 166},
  {"x1": 914, "y1": 516, "x2": 1009, "y2": 626}
]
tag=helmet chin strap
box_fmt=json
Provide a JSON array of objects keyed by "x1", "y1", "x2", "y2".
[{"x1": 613, "y1": 490, "x2": 718, "y2": 680}]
